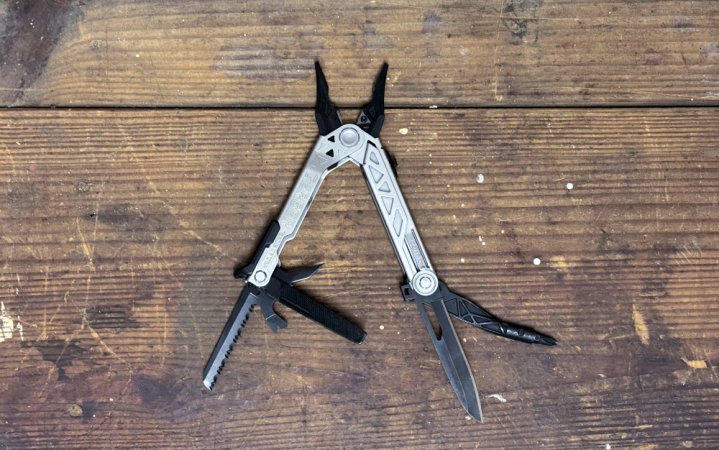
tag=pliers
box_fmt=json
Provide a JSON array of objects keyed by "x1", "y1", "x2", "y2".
[{"x1": 203, "y1": 62, "x2": 556, "y2": 421}]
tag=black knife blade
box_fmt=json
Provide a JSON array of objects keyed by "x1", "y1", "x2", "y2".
[{"x1": 416, "y1": 299, "x2": 482, "y2": 421}]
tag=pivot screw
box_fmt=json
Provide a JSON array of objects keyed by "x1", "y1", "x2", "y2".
[
  {"x1": 254, "y1": 270, "x2": 267, "y2": 283},
  {"x1": 339, "y1": 128, "x2": 360, "y2": 147},
  {"x1": 412, "y1": 270, "x2": 438, "y2": 296}
]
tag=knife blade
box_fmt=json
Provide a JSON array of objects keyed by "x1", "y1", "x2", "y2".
[{"x1": 416, "y1": 299, "x2": 482, "y2": 421}]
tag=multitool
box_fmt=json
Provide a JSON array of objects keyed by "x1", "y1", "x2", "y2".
[{"x1": 203, "y1": 62, "x2": 556, "y2": 420}]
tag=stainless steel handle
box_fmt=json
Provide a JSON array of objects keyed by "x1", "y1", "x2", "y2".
[
  {"x1": 248, "y1": 126, "x2": 365, "y2": 286},
  {"x1": 360, "y1": 139, "x2": 439, "y2": 296}
]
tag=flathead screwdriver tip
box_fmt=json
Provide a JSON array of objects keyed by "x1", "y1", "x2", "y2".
[{"x1": 538, "y1": 335, "x2": 557, "y2": 346}]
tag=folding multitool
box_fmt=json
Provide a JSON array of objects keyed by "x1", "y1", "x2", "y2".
[{"x1": 203, "y1": 62, "x2": 556, "y2": 420}]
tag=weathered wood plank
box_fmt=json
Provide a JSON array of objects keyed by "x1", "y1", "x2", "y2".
[
  {"x1": 1, "y1": 109, "x2": 718, "y2": 448},
  {"x1": 1, "y1": 0, "x2": 718, "y2": 107}
]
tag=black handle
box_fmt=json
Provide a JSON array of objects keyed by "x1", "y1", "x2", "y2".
[
  {"x1": 278, "y1": 283, "x2": 366, "y2": 344},
  {"x1": 446, "y1": 296, "x2": 556, "y2": 346},
  {"x1": 234, "y1": 220, "x2": 280, "y2": 280}
]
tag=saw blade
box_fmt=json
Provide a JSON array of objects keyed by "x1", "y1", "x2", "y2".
[{"x1": 202, "y1": 285, "x2": 260, "y2": 390}]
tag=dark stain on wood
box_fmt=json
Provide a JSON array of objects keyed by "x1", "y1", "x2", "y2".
[
  {"x1": 132, "y1": 374, "x2": 204, "y2": 420},
  {"x1": 6, "y1": 181, "x2": 39, "y2": 204},
  {"x1": 421, "y1": 11, "x2": 441, "y2": 34},
  {"x1": 0, "y1": 0, "x2": 82, "y2": 104},
  {"x1": 22, "y1": 338, "x2": 87, "y2": 381},
  {"x1": 81, "y1": 400, "x2": 97, "y2": 421},
  {"x1": 596, "y1": 231, "x2": 635, "y2": 267},
  {"x1": 135, "y1": 281, "x2": 157, "y2": 302},
  {"x1": 93, "y1": 203, "x2": 167, "y2": 242},
  {"x1": 640, "y1": 243, "x2": 678, "y2": 299},
  {"x1": 78, "y1": 304, "x2": 140, "y2": 332},
  {"x1": 501, "y1": 0, "x2": 543, "y2": 44},
  {"x1": 133, "y1": 374, "x2": 179, "y2": 406},
  {"x1": 362, "y1": 20, "x2": 391, "y2": 50},
  {"x1": 670, "y1": 16, "x2": 694, "y2": 29}
]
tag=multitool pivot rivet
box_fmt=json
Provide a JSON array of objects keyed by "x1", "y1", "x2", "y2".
[{"x1": 339, "y1": 128, "x2": 360, "y2": 147}]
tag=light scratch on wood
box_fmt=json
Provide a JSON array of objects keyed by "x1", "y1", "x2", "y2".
[
  {"x1": 487, "y1": 393, "x2": 507, "y2": 403},
  {"x1": 76, "y1": 218, "x2": 95, "y2": 271},
  {"x1": 159, "y1": 302, "x2": 168, "y2": 370},
  {"x1": 632, "y1": 304, "x2": 649, "y2": 345},
  {"x1": 491, "y1": 0, "x2": 506, "y2": 102},
  {"x1": 178, "y1": 219, "x2": 227, "y2": 256},
  {"x1": 681, "y1": 358, "x2": 708, "y2": 369},
  {"x1": 40, "y1": 308, "x2": 48, "y2": 341},
  {"x1": 2, "y1": 143, "x2": 18, "y2": 176},
  {"x1": 92, "y1": 179, "x2": 105, "y2": 244}
]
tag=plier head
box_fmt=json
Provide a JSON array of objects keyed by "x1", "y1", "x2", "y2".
[{"x1": 314, "y1": 61, "x2": 389, "y2": 138}]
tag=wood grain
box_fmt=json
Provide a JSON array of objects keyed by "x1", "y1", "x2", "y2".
[
  {"x1": 1, "y1": 0, "x2": 718, "y2": 107},
  {"x1": 1, "y1": 109, "x2": 718, "y2": 448}
]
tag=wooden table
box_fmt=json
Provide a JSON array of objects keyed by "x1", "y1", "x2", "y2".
[{"x1": 1, "y1": 1, "x2": 718, "y2": 448}]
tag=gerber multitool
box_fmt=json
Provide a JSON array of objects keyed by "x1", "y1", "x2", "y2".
[{"x1": 203, "y1": 62, "x2": 556, "y2": 421}]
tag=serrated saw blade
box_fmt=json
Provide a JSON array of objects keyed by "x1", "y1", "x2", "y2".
[{"x1": 202, "y1": 285, "x2": 260, "y2": 390}]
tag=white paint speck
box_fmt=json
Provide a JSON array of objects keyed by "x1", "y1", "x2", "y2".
[
  {"x1": 605, "y1": 444, "x2": 612, "y2": 450},
  {"x1": 566, "y1": 182, "x2": 574, "y2": 190},
  {"x1": 16, "y1": 323, "x2": 23, "y2": 341},
  {"x1": 379, "y1": 325, "x2": 385, "y2": 330},
  {"x1": 476, "y1": 174, "x2": 484, "y2": 184},
  {"x1": 462, "y1": 337, "x2": 467, "y2": 343},
  {"x1": 429, "y1": 105, "x2": 438, "y2": 109},
  {"x1": 0, "y1": 302, "x2": 14, "y2": 343},
  {"x1": 533, "y1": 257, "x2": 542, "y2": 266},
  {"x1": 135, "y1": 53, "x2": 140, "y2": 58},
  {"x1": 460, "y1": 257, "x2": 465, "y2": 263},
  {"x1": 465, "y1": 415, "x2": 472, "y2": 420},
  {"x1": 399, "y1": 128, "x2": 409, "y2": 135},
  {"x1": 487, "y1": 393, "x2": 507, "y2": 403},
  {"x1": 109, "y1": 398, "x2": 114, "y2": 402}
]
